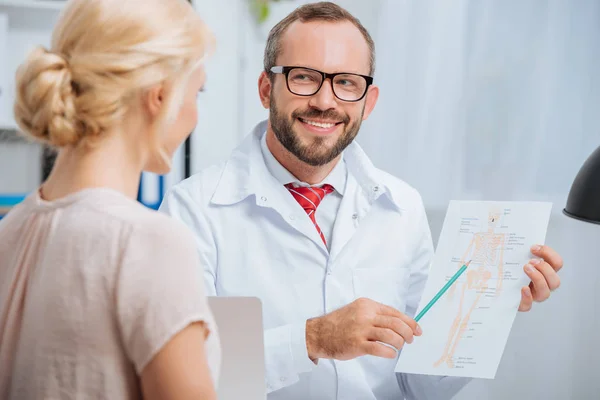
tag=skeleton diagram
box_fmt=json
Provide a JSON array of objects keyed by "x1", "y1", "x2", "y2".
[{"x1": 433, "y1": 209, "x2": 505, "y2": 368}]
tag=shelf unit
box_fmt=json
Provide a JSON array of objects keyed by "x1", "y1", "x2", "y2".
[
  {"x1": 0, "y1": 0, "x2": 63, "y2": 131},
  {"x1": 0, "y1": 1, "x2": 64, "y2": 11},
  {"x1": 0, "y1": 128, "x2": 23, "y2": 142},
  {"x1": 1, "y1": 1, "x2": 62, "y2": 202},
  {"x1": 0, "y1": 118, "x2": 17, "y2": 131}
]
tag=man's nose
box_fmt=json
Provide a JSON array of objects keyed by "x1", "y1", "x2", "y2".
[{"x1": 308, "y1": 78, "x2": 338, "y2": 110}]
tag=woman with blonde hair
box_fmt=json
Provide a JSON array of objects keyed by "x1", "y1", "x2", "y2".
[{"x1": 0, "y1": 0, "x2": 219, "y2": 398}]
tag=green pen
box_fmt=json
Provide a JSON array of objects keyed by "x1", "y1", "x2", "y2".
[{"x1": 415, "y1": 260, "x2": 472, "y2": 322}]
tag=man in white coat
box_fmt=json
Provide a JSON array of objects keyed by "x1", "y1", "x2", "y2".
[{"x1": 159, "y1": 2, "x2": 564, "y2": 399}]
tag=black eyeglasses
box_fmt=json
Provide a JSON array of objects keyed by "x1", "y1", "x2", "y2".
[{"x1": 269, "y1": 66, "x2": 373, "y2": 102}]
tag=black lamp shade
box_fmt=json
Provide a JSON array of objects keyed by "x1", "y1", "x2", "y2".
[{"x1": 563, "y1": 145, "x2": 600, "y2": 224}]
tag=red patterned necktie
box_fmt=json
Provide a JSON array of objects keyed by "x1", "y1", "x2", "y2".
[{"x1": 285, "y1": 183, "x2": 335, "y2": 246}]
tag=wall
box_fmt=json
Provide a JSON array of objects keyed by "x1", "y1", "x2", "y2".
[
  {"x1": 188, "y1": 0, "x2": 244, "y2": 175},
  {"x1": 0, "y1": 4, "x2": 59, "y2": 195}
]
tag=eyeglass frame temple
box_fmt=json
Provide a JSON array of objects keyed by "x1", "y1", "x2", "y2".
[{"x1": 269, "y1": 66, "x2": 374, "y2": 102}]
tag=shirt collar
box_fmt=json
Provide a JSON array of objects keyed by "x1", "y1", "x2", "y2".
[
  {"x1": 210, "y1": 120, "x2": 406, "y2": 212},
  {"x1": 259, "y1": 130, "x2": 347, "y2": 195}
]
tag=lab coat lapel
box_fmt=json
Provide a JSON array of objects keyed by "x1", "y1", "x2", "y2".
[
  {"x1": 211, "y1": 121, "x2": 329, "y2": 256},
  {"x1": 328, "y1": 141, "x2": 405, "y2": 263},
  {"x1": 253, "y1": 166, "x2": 330, "y2": 256},
  {"x1": 254, "y1": 180, "x2": 329, "y2": 255},
  {"x1": 328, "y1": 174, "x2": 367, "y2": 262}
]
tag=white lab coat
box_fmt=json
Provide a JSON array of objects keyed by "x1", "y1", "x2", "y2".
[{"x1": 159, "y1": 120, "x2": 471, "y2": 400}]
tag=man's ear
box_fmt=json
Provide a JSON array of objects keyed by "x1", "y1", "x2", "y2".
[
  {"x1": 362, "y1": 85, "x2": 379, "y2": 121},
  {"x1": 258, "y1": 71, "x2": 272, "y2": 109},
  {"x1": 144, "y1": 85, "x2": 164, "y2": 119}
]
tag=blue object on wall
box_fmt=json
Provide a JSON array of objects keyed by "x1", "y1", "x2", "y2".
[
  {"x1": 0, "y1": 194, "x2": 27, "y2": 220},
  {"x1": 137, "y1": 173, "x2": 165, "y2": 210}
]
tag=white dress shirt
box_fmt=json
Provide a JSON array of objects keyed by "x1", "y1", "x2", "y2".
[
  {"x1": 159, "y1": 120, "x2": 470, "y2": 400},
  {"x1": 259, "y1": 131, "x2": 347, "y2": 249}
]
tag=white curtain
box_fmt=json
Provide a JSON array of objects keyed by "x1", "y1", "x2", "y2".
[
  {"x1": 363, "y1": 0, "x2": 599, "y2": 209},
  {"x1": 362, "y1": 1, "x2": 600, "y2": 399}
]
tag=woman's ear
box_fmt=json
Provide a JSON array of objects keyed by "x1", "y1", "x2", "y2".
[{"x1": 144, "y1": 85, "x2": 164, "y2": 119}]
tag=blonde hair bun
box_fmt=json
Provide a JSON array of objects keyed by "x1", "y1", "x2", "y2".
[
  {"x1": 14, "y1": 46, "x2": 81, "y2": 147},
  {"x1": 12, "y1": 0, "x2": 213, "y2": 149}
]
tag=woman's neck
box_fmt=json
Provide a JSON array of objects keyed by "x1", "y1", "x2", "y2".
[{"x1": 41, "y1": 129, "x2": 145, "y2": 201}]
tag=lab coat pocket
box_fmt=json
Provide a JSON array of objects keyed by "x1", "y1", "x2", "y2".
[{"x1": 352, "y1": 267, "x2": 411, "y2": 311}]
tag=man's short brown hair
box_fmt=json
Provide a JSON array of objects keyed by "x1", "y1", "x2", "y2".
[{"x1": 264, "y1": 2, "x2": 375, "y2": 76}]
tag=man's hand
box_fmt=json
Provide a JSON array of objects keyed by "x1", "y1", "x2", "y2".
[
  {"x1": 305, "y1": 297, "x2": 422, "y2": 362},
  {"x1": 519, "y1": 244, "x2": 563, "y2": 312}
]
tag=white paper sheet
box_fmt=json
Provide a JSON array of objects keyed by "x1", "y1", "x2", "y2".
[{"x1": 395, "y1": 201, "x2": 552, "y2": 379}]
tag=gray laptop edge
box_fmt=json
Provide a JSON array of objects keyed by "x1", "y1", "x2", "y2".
[{"x1": 208, "y1": 296, "x2": 266, "y2": 400}]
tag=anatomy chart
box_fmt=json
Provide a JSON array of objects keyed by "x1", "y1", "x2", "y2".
[{"x1": 395, "y1": 201, "x2": 552, "y2": 379}]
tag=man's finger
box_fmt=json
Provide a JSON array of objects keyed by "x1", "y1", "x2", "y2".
[
  {"x1": 362, "y1": 341, "x2": 398, "y2": 359},
  {"x1": 531, "y1": 259, "x2": 561, "y2": 291},
  {"x1": 531, "y1": 245, "x2": 563, "y2": 272},
  {"x1": 376, "y1": 303, "x2": 421, "y2": 335},
  {"x1": 373, "y1": 315, "x2": 415, "y2": 344},
  {"x1": 518, "y1": 286, "x2": 533, "y2": 312},
  {"x1": 376, "y1": 302, "x2": 404, "y2": 319},
  {"x1": 524, "y1": 262, "x2": 550, "y2": 302},
  {"x1": 368, "y1": 327, "x2": 406, "y2": 351}
]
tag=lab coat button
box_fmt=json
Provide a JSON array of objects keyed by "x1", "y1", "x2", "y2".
[
  {"x1": 373, "y1": 186, "x2": 379, "y2": 192},
  {"x1": 352, "y1": 213, "x2": 358, "y2": 220},
  {"x1": 261, "y1": 196, "x2": 267, "y2": 202}
]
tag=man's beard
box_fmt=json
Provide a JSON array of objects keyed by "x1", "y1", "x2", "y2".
[{"x1": 269, "y1": 96, "x2": 364, "y2": 167}]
